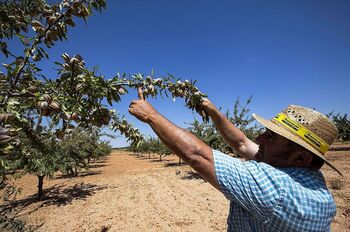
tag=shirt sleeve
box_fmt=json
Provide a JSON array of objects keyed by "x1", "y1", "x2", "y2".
[{"x1": 213, "y1": 149, "x2": 284, "y2": 221}]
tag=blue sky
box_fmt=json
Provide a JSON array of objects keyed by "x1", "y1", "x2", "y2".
[{"x1": 3, "y1": 0, "x2": 350, "y2": 147}]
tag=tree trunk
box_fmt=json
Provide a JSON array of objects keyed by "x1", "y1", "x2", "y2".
[
  {"x1": 37, "y1": 175, "x2": 44, "y2": 200},
  {"x1": 179, "y1": 157, "x2": 182, "y2": 165},
  {"x1": 159, "y1": 154, "x2": 162, "y2": 161},
  {"x1": 74, "y1": 167, "x2": 78, "y2": 176},
  {"x1": 148, "y1": 153, "x2": 151, "y2": 159}
]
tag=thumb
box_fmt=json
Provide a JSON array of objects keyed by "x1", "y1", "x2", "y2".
[{"x1": 137, "y1": 87, "x2": 144, "y2": 100}]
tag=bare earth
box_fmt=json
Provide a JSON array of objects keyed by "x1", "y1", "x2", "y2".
[{"x1": 1, "y1": 145, "x2": 349, "y2": 232}]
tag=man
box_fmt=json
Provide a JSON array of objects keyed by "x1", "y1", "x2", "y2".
[{"x1": 128, "y1": 88, "x2": 341, "y2": 232}]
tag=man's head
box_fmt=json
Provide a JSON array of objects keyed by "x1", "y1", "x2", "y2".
[
  {"x1": 255, "y1": 129, "x2": 324, "y2": 169},
  {"x1": 252, "y1": 105, "x2": 342, "y2": 175}
]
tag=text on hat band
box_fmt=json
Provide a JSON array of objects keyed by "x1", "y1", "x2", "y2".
[{"x1": 273, "y1": 113, "x2": 329, "y2": 154}]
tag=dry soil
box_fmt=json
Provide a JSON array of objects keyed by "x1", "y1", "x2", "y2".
[{"x1": 1, "y1": 145, "x2": 349, "y2": 232}]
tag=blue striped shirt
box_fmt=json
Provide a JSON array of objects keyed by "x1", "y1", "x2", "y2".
[{"x1": 213, "y1": 149, "x2": 336, "y2": 232}]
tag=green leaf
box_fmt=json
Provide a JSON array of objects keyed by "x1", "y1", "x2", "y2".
[
  {"x1": 112, "y1": 91, "x2": 121, "y2": 102},
  {"x1": 106, "y1": 91, "x2": 113, "y2": 106}
]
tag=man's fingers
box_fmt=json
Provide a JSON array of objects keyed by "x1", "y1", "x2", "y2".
[
  {"x1": 201, "y1": 97, "x2": 209, "y2": 105},
  {"x1": 137, "y1": 87, "x2": 144, "y2": 100},
  {"x1": 129, "y1": 100, "x2": 138, "y2": 108}
]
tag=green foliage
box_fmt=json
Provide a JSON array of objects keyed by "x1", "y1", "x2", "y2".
[
  {"x1": 58, "y1": 127, "x2": 112, "y2": 176},
  {"x1": 0, "y1": 0, "x2": 111, "y2": 197},
  {"x1": 228, "y1": 96, "x2": 262, "y2": 140},
  {"x1": 328, "y1": 113, "x2": 350, "y2": 141},
  {"x1": 0, "y1": 0, "x2": 210, "y2": 205},
  {"x1": 188, "y1": 96, "x2": 263, "y2": 155},
  {"x1": 0, "y1": 0, "x2": 211, "y2": 228},
  {"x1": 129, "y1": 136, "x2": 172, "y2": 161}
]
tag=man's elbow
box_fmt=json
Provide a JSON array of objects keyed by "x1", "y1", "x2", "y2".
[
  {"x1": 187, "y1": 144, "x2": 212, "y2": 169},
  {"x1": 187, "y1": 146, "x2": 220, "y2": 190},
  {"x1": 235, "y1": 139, "x2": 259, "y2": 160}
]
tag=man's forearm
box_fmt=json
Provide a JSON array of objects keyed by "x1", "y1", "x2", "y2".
[
  {"x1": 148, "y1": 113, "x2": 210, "y2": 164},
  {"x1": 207, "y1": 107, "x2": 256, "y2": 160},
  {"x1": 147, "y1": 112, "x2": 220, "y2": 189}
]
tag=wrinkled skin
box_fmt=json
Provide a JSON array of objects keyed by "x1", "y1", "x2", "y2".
[{"x1": 128, "y1": 87, "x2": 158, "y2": 123}]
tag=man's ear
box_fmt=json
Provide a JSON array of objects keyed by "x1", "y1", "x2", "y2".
[{"x1": 291, "y1": 150, "x2": 313, "y2": 167}]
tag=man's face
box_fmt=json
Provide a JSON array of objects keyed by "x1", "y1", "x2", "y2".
[{"x1": 254, "y1": 129, "x2": 295, "y2": 167}]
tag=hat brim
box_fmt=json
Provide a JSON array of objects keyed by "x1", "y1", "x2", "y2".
[{"x1": 252, "y1": 113, "x2": 343, "y2": 176}]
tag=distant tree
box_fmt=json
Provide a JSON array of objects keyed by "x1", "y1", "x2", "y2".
[
  {"x1": 129, "y1": 136, "x2": 172, "y2": 161},
  {"x1": 228, "y1": 96, "x2": 262, "y2": 140},
  {"x1": 59, "y1": 127, "x2": 112, "y2": 177},
  {"x1": 328, "y1": 113, "x2": 350, "y2": 141}
]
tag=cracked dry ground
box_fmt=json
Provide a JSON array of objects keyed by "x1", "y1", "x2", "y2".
[{"x1": 2, "y1": 146, "x2": 349, "y2": 232}]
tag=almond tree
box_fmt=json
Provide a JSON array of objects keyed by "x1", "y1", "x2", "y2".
[
  {"x1": 129, "y1": 137, "x2": 153, "y2": 158},
  {"x1": 129, "y1": 136, "x2": 172, "y2": 161},
  {"x1": 58, "y1": 127, "x2": 112, "y2": 177},
  {"x1": 1, "y1": 0, "x2": 209, "y2": 230},
  {"x1": 0, "y1": 0, "x2": 209, "y2": 205}
]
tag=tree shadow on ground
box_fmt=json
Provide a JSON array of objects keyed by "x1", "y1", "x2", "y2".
[
  {"x1": 164, "y1": 162, "x2": 188, "y2": 167},
  {"x1": 129, "y1": 153, "x2": 142, "y2": 157},
  {"x1": 42, "y1": 183, "x2": 109, "y2": 207},
  {"x1": 55, "y1": 170, "x2": 102, "y2": 180},
  {"x1": 0, "y1": 183, "x2": 110, "y2": 216},
  {"x1": 88, "y1": 163, "x2": 107, "y2": 169},
  {"x1": 149, "y1": 159, "x2": 163, "y2": 162},
  {"x1": 181, "y1": 171, "x2": 206, "y2": 181},
  {"x1": 92, "y1": 158, "x2": 108, "y2": 163},
  {"x1": 130, "y1": 153, "x2": 187, "y2": 168},
  {"x1": 133, "y1": 156, "x2": 151, "y2": 160},
  {"x1": 78, "y1": 170, "x2": 103, "y2": 177}
]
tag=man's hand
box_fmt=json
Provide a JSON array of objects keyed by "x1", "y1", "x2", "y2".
[
  {"x1": 128, "y1": 87, "x2": 159, "y2": 123},
  {"x1": 201, "y1": 98, "x2": 218, "y2": 114},
  {"x1": 196, "y1": 98, "x2": 218, "y2": 119}
]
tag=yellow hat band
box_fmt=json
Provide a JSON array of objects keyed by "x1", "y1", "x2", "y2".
[{"x1": 273, "y1": 113, "x2": 329, "y2": 154}]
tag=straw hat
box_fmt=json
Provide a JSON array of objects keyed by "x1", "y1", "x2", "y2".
[{"x1": 252, "y1": 105, "x2": 342, "y2": 176}]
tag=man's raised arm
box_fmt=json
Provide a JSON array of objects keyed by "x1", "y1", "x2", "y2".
[
  {"x1": 128, "y1": 88, "x2": 220, "y2": 190},
  {"x1": 201, "y1": 98, "x2": 259, "y2": 160}
]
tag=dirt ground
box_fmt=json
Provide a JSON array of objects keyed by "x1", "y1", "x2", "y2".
[{"x1": 1, "y1": 144, "x2": 349, "y2": 232}]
